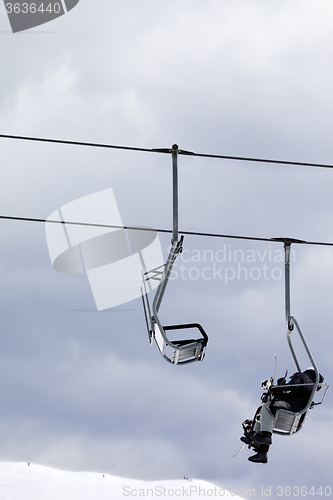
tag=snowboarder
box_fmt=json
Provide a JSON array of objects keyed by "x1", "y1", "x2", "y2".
[{"x1": 241, "y1": 367, "x2": 324, "y2": 464}]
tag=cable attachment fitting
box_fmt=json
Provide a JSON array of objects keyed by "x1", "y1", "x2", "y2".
[
  {"x1": 173, "y1": 235, "x2": 184, "y2": 254},
  {"x1": 288, "y1": 317, "x2": 294, "y2": 331}
]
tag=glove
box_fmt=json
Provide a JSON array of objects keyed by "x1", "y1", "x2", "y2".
[{"x1": 261, "y1": 392, "x2": 269, "y2": 403}]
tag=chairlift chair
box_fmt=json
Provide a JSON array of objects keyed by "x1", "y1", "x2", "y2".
[
  {"x1": 270, "y1": 240, "x2": 329, "y2": 435},
  {"x1": 141, "y1": 145, "x2": 208, "y2": 364}
]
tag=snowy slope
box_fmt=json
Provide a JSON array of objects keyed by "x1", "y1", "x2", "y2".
[{"x1": 0, "y1": 462, "x2": 244, "y2": 500}]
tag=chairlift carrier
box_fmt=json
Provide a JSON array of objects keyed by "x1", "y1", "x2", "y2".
[
  {"x1": 141, "y1": 145, "x2": 208, "y2": 364},
  {"x1": 270, "y1": 240, "x2": 329, "y2": 435}
]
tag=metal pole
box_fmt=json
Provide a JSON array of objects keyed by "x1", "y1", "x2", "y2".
[
  {"x1": 172, "y1": 144, "x2": 179, "y2": 243},
  {"x1": 284, "y1": 242, "x2": 292, "y2": 329},
  {"x1": 152, "y1": 144, "x2": 180, "y2": 315}
]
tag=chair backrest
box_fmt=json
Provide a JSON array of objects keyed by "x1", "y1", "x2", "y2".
[
  {"x1": 272, "y1": 382, "x2": 329, "y2": 436},
  {"x1": 172, "y1": 342, "x2": 204, "y2": 364}
]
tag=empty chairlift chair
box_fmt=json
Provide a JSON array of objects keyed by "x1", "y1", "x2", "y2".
[{"x1": 141, "y1": 145, "x2": 208, "y2": 365}]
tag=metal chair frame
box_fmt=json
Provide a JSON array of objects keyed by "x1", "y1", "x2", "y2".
[
  {"x1": 271, "y1": 240, "x2": 329, "y2": 435},
  {"x1": 141, "y1": 145, "x2": 208, "y2": 365}
]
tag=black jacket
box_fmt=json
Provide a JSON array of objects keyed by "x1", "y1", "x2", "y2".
[{"x1": 272, "y1": 370, "x2": 320, "y2": 413}]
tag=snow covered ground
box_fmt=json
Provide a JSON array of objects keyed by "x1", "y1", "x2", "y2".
[{"x1": 0, "y1": 462, "x2": 244, "y2": 500}]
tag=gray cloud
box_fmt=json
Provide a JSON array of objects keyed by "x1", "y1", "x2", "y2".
[{"x1": 0, "y1": 0, "x2": 332, "y2": 496}]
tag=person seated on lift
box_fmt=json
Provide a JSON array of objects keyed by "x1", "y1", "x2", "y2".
[{"x1": 241, "y1": 367, "x2": 324, "y2": 464}]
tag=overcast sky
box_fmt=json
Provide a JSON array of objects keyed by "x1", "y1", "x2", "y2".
[{"x1": 1, "y1": 1, "x2": 333, "y2": 498}]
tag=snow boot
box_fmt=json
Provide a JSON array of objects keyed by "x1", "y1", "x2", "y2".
[
  {"x1": 248, "y1": 444, "x2": 269, "y2": 464},
  {"x1": 240, "y1": 435, "x2": 253, "y2": 445},
  {"x1": 248, "y1": 451, "x2": 268, "y2": 464}
]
